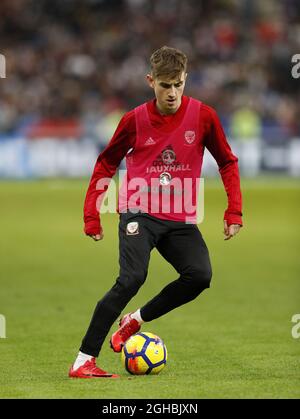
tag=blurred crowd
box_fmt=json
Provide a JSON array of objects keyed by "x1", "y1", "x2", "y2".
[{"x1": 0, "y1": 0, "x2": 300, "y2": 145}]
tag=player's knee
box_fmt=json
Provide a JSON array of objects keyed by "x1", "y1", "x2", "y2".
[
  {"x1": 188, "y1": 265, "x2": 212, "y2": 290},
  {"x1": 118, "y1": 271, "x2": 147, "y2": 296}
]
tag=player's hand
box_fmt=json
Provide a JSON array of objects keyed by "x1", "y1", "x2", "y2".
[
  {"x1": 84, "y1": 221, "x2": 104, "y2": 241},
  {"x1": 87, "y1": 232, "x2": 104, "y2": 241},
  {"x1": 223, "y1": 220, "x2": 241, "y2": 240}
]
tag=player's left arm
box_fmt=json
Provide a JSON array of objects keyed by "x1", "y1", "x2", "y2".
[{"x1": 203, "y1": 105, "x2": 243, "y2": 240}]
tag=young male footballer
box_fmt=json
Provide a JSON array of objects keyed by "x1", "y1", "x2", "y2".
[{"x1": 69, "y1": 46, "x2": 243, "y2": 378}]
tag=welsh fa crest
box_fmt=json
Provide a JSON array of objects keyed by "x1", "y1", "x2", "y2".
[
  {"x1": 126, "y1": 222, "x2": 139, "y2": 235},
  {"x1": 184, "y1": 130, "x2": 196, "y2": 145}
]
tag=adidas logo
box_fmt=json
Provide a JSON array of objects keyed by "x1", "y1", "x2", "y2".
[{"x1": 144, "y1": 137, "x2": 156, "y2": 145}]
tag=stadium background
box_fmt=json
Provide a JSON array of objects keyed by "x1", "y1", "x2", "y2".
[{"x1": 0, "y1": 0, "x2": 299, "y2": 399}]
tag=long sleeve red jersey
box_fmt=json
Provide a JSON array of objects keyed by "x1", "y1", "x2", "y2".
[{"x1": 84, "y1": 96, "x2": 243, "y2": 235}]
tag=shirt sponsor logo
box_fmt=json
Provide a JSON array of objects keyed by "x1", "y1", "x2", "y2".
[
  {"x1": 161, "y1": 149, "x2": 176, "y2": 164},
  {"x1": 146, "y1": 145, "x2": 191, "y2": 174},
  {"x1": 184, "y1": 130, "x2": 196, "y2": 145},
  {"x1": 126, "y1": 222, "x2": 139, "y2": 235},
  {"x1": 146, "y1": 164, "x2": 190, "y2": 173}
]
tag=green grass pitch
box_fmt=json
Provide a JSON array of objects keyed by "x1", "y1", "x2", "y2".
[{"x1": 0, "y1": 177, "x2": 299, "y2": 399}]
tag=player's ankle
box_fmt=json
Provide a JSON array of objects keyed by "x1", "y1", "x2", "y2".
[
  {"x1": 130, "y1": 309, "x2": 144, "y2": 325},
  {"x1": 73, "y1": 351, "x2": 94, "y2": 370}
]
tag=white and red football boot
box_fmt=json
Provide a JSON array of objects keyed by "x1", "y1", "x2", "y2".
[
  {"x1": 69, "y1": 357, "x2": 119, "y2": 378},
  {"x1": 110, "y1": 313, "x2": 141, "y2": 353}
]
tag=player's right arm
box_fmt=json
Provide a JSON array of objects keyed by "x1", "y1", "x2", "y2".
[{"x1": 83, "y1": 111, "x2": 136, "y2": 241}]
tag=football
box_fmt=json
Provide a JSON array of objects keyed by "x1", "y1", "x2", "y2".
[{"x1": 121, "y1": 332, "x2": 167, "y2": 375}]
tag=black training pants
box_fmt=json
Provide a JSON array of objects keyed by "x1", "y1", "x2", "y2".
[{"x1": 80, "y1": 212, "x2": 212, "y2": 357}]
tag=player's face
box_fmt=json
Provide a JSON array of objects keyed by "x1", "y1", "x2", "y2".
[{"x1": 147, "y1": 72, "x2": 187, "y2": 115}]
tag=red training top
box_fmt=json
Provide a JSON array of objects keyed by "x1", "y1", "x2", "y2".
[{"x1": 84, "y1": 96, "x2": 243, "y2": 235}]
